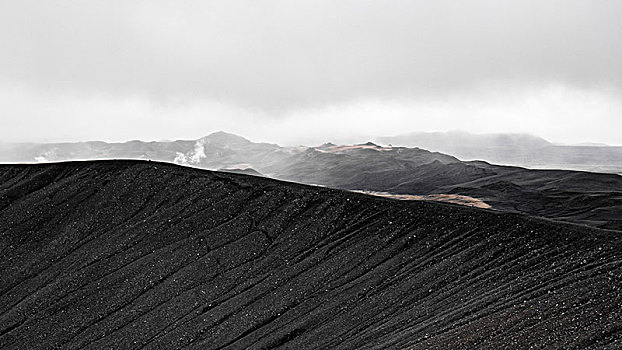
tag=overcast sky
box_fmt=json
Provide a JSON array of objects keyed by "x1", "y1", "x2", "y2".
[{"x1": 1, "y1": 0, "x2": 621, "y2": 145}]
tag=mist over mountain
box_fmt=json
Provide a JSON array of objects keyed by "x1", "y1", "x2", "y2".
[
  {"x1": 378, "y1": 131, "x2": 622, "y2": 174},
  {"x1": 5, "y1": 130, "x2": 622, "y2": 174}
]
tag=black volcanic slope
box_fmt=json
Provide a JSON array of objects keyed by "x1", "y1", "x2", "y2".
[{"x1": 1, "y1": 161, "x2": 621, "y2": 349}]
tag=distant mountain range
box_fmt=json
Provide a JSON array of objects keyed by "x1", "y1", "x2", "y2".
[
  {"x1": 377, "y1": 131, "x2": 622, "y2": 174},
  {"x1": 1, "y1": 131, "x2": 621, "y2": 230}
]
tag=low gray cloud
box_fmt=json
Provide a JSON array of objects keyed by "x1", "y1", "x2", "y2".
[{"x1": 1, "y1": 0, "x2": 621, "y2": 144}]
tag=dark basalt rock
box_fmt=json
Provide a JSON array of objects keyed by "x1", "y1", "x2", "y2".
[{"x1": 1, "y1": 160, "x2": 621, "y2": 349}]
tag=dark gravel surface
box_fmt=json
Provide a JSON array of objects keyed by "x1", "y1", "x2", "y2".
[{"x1": 1, "y1": 160, "x2": 621, "y2": 349}]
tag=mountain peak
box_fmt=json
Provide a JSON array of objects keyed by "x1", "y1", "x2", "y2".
[{"x1": 201, "y1": 131, "x2": 252, "y2": 145}]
